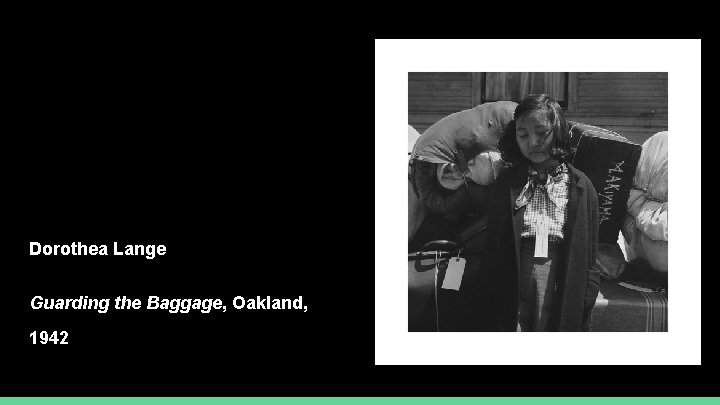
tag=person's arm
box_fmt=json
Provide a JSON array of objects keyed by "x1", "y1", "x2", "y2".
[
  {"x1": 412, "y1": 161, "x2": 486, "y2": 216},
  {"x1": 582, "y1": 180, "x2": 602, "y2": 330}
]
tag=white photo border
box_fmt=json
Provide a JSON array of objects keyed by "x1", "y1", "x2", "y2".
[{"x1": 375, "y1": 38, "x2": 701, "y2": 365}]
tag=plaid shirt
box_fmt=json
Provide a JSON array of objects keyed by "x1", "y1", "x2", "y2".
[{"x1": 515, "y1": 163, "x2": 570, "y2": 242}]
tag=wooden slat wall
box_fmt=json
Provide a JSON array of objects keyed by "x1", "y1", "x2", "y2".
[
  {"x1": 408, "y1": 72, "x2": 668, "y2": 145},
  {"x1": 566, "y1": 72, "x2": 668, "y2": 145},
  {"x1": 485, "y1": 72, "x2": 566, "y2": 103},
  {"x1": 408, "y1": 72, "x2": 472, "y2": 133},
  {"x1": 565, "y1": 114, "x2": 668, "y2": 146}
]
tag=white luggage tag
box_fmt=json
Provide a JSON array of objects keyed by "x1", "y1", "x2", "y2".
[
  {"x1": 534, "y1": 215, "x2": 549, "y2": 258},
  {"x1": 441, "y1": 254, "x2": 466, "y2": 291}
]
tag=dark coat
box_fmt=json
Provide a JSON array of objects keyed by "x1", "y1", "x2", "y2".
[{"x1": 477, "y1": 160, "x2": 602, "y2": 331}]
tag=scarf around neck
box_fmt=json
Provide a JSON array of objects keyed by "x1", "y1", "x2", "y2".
[{"x1": 514, "y1": 162, "x2": 569, "y2": 210}]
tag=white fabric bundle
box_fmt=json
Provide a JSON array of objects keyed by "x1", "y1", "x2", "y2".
[
  {"x1": 622, "y1": 214, "x2": 668, "y2": 273},
  {"x1": 626, "y1": 131, "x2": 668, "y2": 241},
  {"x1": 436, "y1": 150, "x2": 505, "y2": 190},
  {"x1": 620, "y1": 131, "x2": 668, "y2": 272},
  {"x1": 467, "y1": 150, "x2": 505, "y2": 185},
  {"x1": 408, "y1": 125, "x2": 421, "y2": 160},
  {"x1": 409, "y1": 125, "x2": 426, "y2": 242}
]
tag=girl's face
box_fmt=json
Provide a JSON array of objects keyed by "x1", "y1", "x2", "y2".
[{"x1": 515, "y1": 111, "x2": 557, "y2": 170}]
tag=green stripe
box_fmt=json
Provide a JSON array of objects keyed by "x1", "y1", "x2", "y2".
[{"x1": 0, "y1": 399, "x2": 718, "y2": 405}]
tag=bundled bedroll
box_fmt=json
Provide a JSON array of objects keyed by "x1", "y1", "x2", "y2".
[
  {"x1": 410, "y1": 102, "x2": 517, "y2": 206},
  {"x1": 621, "y1": 131, "x2": 668, "y2": 272}
]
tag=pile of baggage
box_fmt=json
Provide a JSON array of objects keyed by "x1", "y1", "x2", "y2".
[
  {"x1": 584, "y1": 130, "x2": 669, "y2": 332},
  {"x1": 566, "y1": 125, "x2": 669, "y2": 277},
  {"x1": 407, "y1": 106, "x2": 669, "y2": 331}
]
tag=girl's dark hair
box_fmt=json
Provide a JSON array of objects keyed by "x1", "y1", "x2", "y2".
[{"x1": 498, "y1": 94, "x2": 571, "y2": 165}]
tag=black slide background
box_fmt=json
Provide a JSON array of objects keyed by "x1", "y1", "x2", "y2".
[
  {"x1": 5, "y1": 24, "x2": 376, "y2": 395},
  {"x1": 2, "y1": 18, "x2": 715, "y2": 396}
]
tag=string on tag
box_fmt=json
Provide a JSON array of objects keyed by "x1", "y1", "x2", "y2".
[{"x1": 434, "y1": 250, "x2": 440, "y2": 332}]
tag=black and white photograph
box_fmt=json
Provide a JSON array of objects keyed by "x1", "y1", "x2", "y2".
[
  {"x1": 375, "y1": 39, "x2": 699, "y2": 366},
  {"x1": 408, "y1": 71, "x2": 668, "y2": 332}
]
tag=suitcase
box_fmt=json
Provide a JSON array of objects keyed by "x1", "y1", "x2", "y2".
[
  {"x1": 566, "y1": 121, "x2": 642, "y2": 244},
  {"x1": 591, "y1": 278, "x2": 668, "y2": 332}
]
